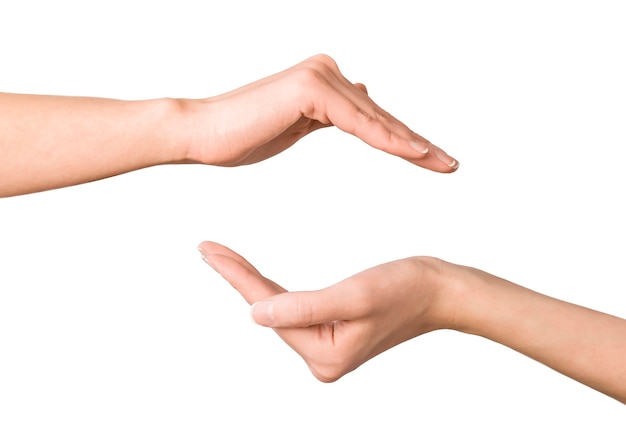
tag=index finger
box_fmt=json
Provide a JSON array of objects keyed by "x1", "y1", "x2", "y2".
[
  {"x1": 308, "y1": 63, "x2": 459, "y2": 172},
  {"x1": 198, "y1": 241, "x2": 285, "y2": 303}
]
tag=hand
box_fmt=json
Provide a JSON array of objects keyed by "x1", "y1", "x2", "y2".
[
  {"x1": 198, "y1": 242, "x2": 626, "y2": 402},
  {"x1": 0, "y1": 55, "x2": 457, "y2": 197},
  {"x1": 184, "y1": 55, "x2": 459, "y2": 172},
  {"x1": 197, "y1": 241, "x2": 459, "y2": 382}
]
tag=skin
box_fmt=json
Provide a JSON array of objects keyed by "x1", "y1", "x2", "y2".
[
  {"x1": 0, "y1": 54, "x2": 457, "y2": 198},
  {"x1": 5, "y1": 52, "x2": 623, "y2": 404},
  {"x1": 198, "y1": 241, "x2": 626, "y2": 404}
]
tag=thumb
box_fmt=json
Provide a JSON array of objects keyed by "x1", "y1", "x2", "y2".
[{"x1": 250, "y1": 285, "x2": 359, "y2": 328}]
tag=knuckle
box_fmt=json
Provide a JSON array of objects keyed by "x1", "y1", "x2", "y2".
[
  {"x1": 294, "y1": 298, "x2": 314, "y2": 327},
  {"x1": 294, "y1": 66, "x2": 326, "y2": 89},
  {"x1": 409, "y1": 255, "x2": 447, "y2": 273},
  {"x1": 355, "y1": 107, "x2": 375, "y2": 125},
  {"x1": 296, "y1": 66, "x2": 327, "y2": 88},
  {"x1": 305, "y1": 53, "x2": 339, "y2": 71},
  {"x1": 359, "y1": 108, "x2": 390, "y2": 127},
  {"x1": 294, "y1": 54, "x2": 340, "y2": 87},
  {"x1": 374, "y1": 108, "x2": 390, "y2": 123}
]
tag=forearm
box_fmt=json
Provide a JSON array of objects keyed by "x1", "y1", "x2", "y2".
[
  {"x1": 455, "y1": 267, "x2": 626, "y2": 403},
  {"x1": 0, "y1": 93, "x2": 191, "y2": 197}
]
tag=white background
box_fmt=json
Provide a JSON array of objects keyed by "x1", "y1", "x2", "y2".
[{"x1": 1, "y1": 0, "x2": 625, "y2": 421}]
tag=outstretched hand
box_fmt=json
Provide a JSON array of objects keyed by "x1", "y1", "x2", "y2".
[
  {"x1": 185, "y1": 55, "x2": 458, "y2": 172},
  {"x1": 197, "y1": 241, "x2": 459, "y2": 382},
  {"x1": 0, "y1": 54, "x2": 457, "y2": 197}
]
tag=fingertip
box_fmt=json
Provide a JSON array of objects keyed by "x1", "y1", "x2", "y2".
[
  {"x1": 250, "y1": 300, "x2": 275, "y2": 326},
  {"x1": 197, "y1": 241, "x2": 210, "y2": 254},
  {"x1": 407, "y1": 158, "x2": 460, "y2": 174},
  {"x1": 197, "y1": 241, "x2": 239, "y2": 275},
  {"x1": 404, "y1": 145, "x2": 460, "y2": 173},
  {"x1": 197, "y1": 242, "x2": 219, "y2": 272},
  {"x1": 197, "y1": 240, "x2": 228, "y2": 256},
  {"x1": 432, "y1": 147, "x2": 460, "y2": 171}
]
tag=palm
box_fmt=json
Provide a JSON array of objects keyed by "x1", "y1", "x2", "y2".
[
  {"x1": 221, "y1": 116, "x2": 328, "y2": 167},
  {"x1": 199, "y1": 241, "x2": 449, "y2": 382}
]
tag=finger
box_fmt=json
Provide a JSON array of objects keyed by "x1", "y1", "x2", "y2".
[
  {"x1": 254, "y1": 259, "x2": 417, "y2": 329},
  {"x1": 353, "y1": 82, "x2": 368, "y2": 94},
  {"x1": 198, "y1": 241, "x2": 285, "y2": 303},
  {"x1": 296, "y1": 55, "x2": 458, "y2": 172},
  {"x1": 357, "y1": 107, "x2": 460, "y2": 172},
  {"x1": 325, "y1": 70, "x2": 432, "y2": 155},
  {"x1": 251, "y1": 282, "x2": 365, "y2": 328},
  {"x1": 325, "y1": 73, "x2": 460, "y2": 172},
  {"x1": 403, "y1": 145, "x2": 460, "y2": 173},
  {"x1": 198, "y1": 241, "x2": 260, "y2": 274},
  {"x1": 210, "y1": 254, "x2": 285, "y2": 304}
]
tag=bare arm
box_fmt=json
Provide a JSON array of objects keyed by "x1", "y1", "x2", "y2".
[
  {"x1": 0, "y1": 93, "x2": 185, "y2": 197},
  {"x1": 457, "y1": 267, "x2": 626, "y2": 403},
  {"x1": 198, "y1": 241, "x2": 626, "y2": 404},
  {"x1": 0, "y1": 55, "x2": 458, "y2": 197}
]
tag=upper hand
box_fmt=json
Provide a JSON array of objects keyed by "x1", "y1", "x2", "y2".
[
  {"x1": 197, "y1": 241, "x2": 459, "y2": 382},
  {"x1": 184, "y1": 55, "x2": 458, "y2": 172}
]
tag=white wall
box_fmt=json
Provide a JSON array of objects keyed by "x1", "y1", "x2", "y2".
[{"x1": 1, "y1": 1, "x2": 625, "y2": 421}]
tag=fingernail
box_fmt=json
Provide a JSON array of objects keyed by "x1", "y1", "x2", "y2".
[
  {"x1": 198, "y1": 247, "x2": 218, "y2": 272},
  {"x1": 433, "y1": 147, "x2": 459, "y2": 169},
  {"x1": 409, "y1": 140, "x2": 429, "y2": 154},
  {"x1": 250, "y1": 300, "x2": 274, "y2": 326}
]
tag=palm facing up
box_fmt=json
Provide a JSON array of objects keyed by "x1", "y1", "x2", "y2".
[{"x1": 198, "y1": 241, "x2": 457, "y2": 382}]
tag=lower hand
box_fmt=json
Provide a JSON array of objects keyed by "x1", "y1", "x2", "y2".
[{"x1": 197, "y1": 241, "x2": 460, "y2": 382}]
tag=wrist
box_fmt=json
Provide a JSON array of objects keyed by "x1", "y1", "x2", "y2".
[
  {"x1": 404, "y1": 257, "x2": 478, "y2": 334},
  {"x1": 431, "y1": 260, "x2": 494, "y2": 335},
  {"x1": 447, "y1": 264, "x2": 533, "y2": 340},
  {"x1": 148, "y1": 97, "x2": 201, "y2": 164},
  {"x1": 451, "y1": 271, "x2": 482, "y2": 336}
]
